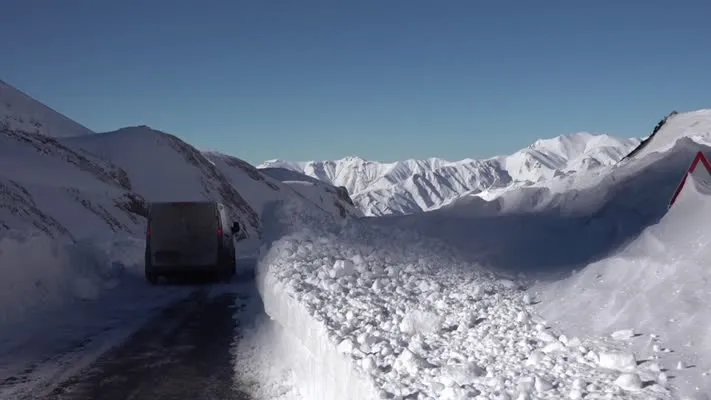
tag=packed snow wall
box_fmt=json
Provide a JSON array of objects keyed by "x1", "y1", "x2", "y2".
[{"x1": 256, "y1": 201, "x2": 380, "y2": 400}]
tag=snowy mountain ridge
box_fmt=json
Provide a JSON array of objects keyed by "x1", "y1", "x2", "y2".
[
  {"x1": 0, "y1": 80, "x2": 360, "y2": 245},
  {"x1": 259, "y1": 132, "x2": 640, "y2": 215},
  {"x1": 0, "y1": 79, "x2": 94, "y2": 138}
]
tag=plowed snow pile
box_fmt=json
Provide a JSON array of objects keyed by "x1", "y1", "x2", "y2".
[
  {"x1": 258, "y1": 200, "x2": 673, "y2": 399},
  {"x1": 0, "y1": 230, "x2": 145, "y2": 326},
  {"x1": 0, "y1": 230, "x2": 195, "y2": 400},
  {"x1": 538, "y1": 166, "x2": 711, "y2": 399}
]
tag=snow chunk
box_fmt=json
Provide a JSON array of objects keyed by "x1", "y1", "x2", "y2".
[
  {"x1": 440, "y1": 362, "x2": 486, "y2": 386},
  {"x1": 598, "y1": 352, "x2": 637, "y2": 372},
  {"x1": 611, "y1": 329, "x2": 636, "y2": 341},
  {"x1": 522, "y1": 293, "x2": 534, "y2": 305},
  {"x1": 525, "y1": 351, "x2": 545, "y2": 366},
  {"x1": 534, "y1": 376, "x2": 554, "y2": 392},
  {"x1": 399, "y1": 309, "x2": 442, "y2": 335},
  {"x1": 394, "y1": 348, "x2": 433, "y2": 375},
  {"x1": 337, "y1": 338, "x2": 355, "y2": 354},
  {"x1": 330, "y1": 259, "x2": 356, "y2": 279},
  {"x1": 541, "y1": 341, "x2": 566, "y2": 354},
  {"x1": 614, "y1": 373, "x2": 643, "y2": 391},
  {"x1": 536, "y1": 330, "x2": 557, "y2": 343}
]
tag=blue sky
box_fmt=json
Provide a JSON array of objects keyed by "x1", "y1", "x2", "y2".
[{"x1": 2, "y1": 0, "x2": 710, "y2": 164}]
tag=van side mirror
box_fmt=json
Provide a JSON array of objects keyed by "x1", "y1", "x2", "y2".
[{"x1": 231, "y1": 221, "x2": 240, "y2": 234}]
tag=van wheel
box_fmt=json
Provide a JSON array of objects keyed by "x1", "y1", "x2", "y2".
[
  {"x1": 146, "y1": 271, "x2": 159, "y2": 285},
  {"x1": 219, "y1": 268, "x2": 232, "y2": 283}
]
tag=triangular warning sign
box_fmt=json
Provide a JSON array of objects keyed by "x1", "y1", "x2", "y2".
[{"x1": 668, "y1": 151, "x2": 711, "y2": 207}]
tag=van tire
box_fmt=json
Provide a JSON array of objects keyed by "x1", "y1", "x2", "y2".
[
  {"x1": 146, "y1": 270, "x2": 159, "y2": 285},
  {"x1": 219, "y1": 269, "x2": 232, "y2": 283},
  {"x1": 229, "y1": 253, "x2": 237, "y2": 277},
  {"x1": 144, "y1": 241, "x2": 158, "y2": 285},
  {"x1": 215, "y1": 248, "x2": 233, "y2": 283}
]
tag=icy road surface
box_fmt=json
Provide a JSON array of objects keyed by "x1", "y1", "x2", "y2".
[
  {"x1": 44, "y1": 290, "x2": 251, "y2": 400},
  {"x1": 1, "y1": 272, "x2": 265, "y2": 400}
]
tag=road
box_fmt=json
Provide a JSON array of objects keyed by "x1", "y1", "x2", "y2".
[{"x1": 42, "y1": 285, "x2": 254, "y2": 400}]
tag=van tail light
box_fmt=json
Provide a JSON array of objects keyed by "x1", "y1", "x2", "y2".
[
  {"x1": 217, "y1": 228, "x2": 223, "y2": 236},
  {"x1": 147, "y1": 227, "x2": 151, "y2": 236}
]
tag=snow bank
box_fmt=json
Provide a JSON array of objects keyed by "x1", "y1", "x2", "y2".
[
  {"x1": 537, "y1": 169, "x2": 711, "y2": 398},
  {"x1": 232, "y1": 302, "x2": 303, "y2": 400},
  {"x1": 258, "y1": 200, "x2": 672, "y2": 399},
  {"x1": 625, "y1": 110, "x2": 711, "y2": 161},
  {"x1": 378, "y1": 142, "x2": 708, "y2": 280},
  {"x1": 0, "y1": 230, "x2": 144, "y2": 328}
]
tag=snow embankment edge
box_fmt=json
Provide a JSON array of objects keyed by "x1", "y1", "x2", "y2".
[{"x1": 256, "y1": 201, "x2": 380, "y2": 400}]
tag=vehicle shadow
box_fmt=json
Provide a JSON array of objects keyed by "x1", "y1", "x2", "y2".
[{"x1": 151, "y1": 257, "x2": 257, "y2": 287}]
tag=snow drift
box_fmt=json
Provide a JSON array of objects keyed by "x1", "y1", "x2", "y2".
[
  {"x1": 0, "y1": 229, "x2": 144, "y2": 328},
  {"x1": 620, "y1": 110, "x2": 711, "y2": 163},
  {"x1": 375, "y1": 139, "x2": 711, "y2": 278},
  {"x1": 0, "y1": 229, "x2": 196, "y2": 400},
  {"x1": 537, "y1": 151, "x2": 711, "y2": 398}
]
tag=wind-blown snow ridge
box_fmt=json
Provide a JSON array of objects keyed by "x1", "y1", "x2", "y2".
[
  {"x1": 259, "y1": 132, "x2": 639, "y2": 216},
  {"x1": 622, "y1": 109, "x2": 711, "y2": 162},
  {"x1": 537, "y1": 150, "x2": 711, "y2": 398},
  {"x1": 258, "y1": 200, "x2": 672, "y2": 399}
]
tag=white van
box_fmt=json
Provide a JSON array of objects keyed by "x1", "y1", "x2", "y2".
[{"x1": 144, "y1": 201, "x2": 240, "y2": 284}]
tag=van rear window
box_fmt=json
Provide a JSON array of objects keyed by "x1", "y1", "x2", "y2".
[{"x1": 150, "y1": 203, "x2": 217, "y2": 233}]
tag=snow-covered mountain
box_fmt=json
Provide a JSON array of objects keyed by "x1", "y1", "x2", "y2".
[
  {"x1": 0, "y1": 79, "x2": 94, "y2": 138},
  {"x1": 259, "y1": 132, "x2": 640, "y2": 216},
  {"x1": 0, "y1": 81, "x2": 360, "y2": 246}
]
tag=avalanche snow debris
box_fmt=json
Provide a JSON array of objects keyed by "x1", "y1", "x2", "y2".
[{"x1": 257, "y1": 200, "x2": 672, "y2": 399}]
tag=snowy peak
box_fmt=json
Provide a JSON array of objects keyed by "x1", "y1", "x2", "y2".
[
  {"x1": 528, "y1": 132, "x2": 636, "y2": 162},
  {"x1": 529, "y1": 132, "x2": 597, "y2": 154},
  {"x1": 0, "y1": 80, "x2": 94, "y2": 138},
  {"x1": 506, "y1": 132, "x2": 639, "y2": 183},
  {"x1": 259, "y1": 132, "x2": 640, "y2": 216}
]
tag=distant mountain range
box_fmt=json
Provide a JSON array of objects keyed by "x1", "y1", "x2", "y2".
[{"x1": 259, "y1": 132, "x2": 641, "y2": 216}]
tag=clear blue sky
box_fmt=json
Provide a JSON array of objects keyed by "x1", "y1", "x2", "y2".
[{"x1": 2, "y1": 0, "x2": 710, "y2": 164}]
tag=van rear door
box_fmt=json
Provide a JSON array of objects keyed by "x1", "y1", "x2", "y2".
[{"x1": 149, "y1": 202, "x2": 219, "y2": 267}]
